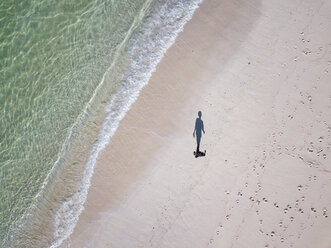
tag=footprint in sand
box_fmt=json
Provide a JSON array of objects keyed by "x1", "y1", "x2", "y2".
[
  {"x1": 323, "y1": 209, "x2": 328, "y2": 218},
  {"x1": 290, "y1": 216, "x2": 294, "y2": 222},
  {"x1": 307, "y1": 161, "x2": 313, "y2": 168},
  {"x1": 307, "y1": 148, "x2": 314, "y2": 153}
]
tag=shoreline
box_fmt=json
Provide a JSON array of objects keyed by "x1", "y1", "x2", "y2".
[
  {"x1": 67, "y1": 0, "x2": 331, "y2": 247},
  {"x1": 54, "y1": 0, "x2": 205, "y2": 246},
  {"x1": 9, "y1": 1, "x2": 204, "y2": 247}
]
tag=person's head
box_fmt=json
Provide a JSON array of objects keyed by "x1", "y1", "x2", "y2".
[{"x1": 198, "y1": 111, "x2": 202, "y2": 118}]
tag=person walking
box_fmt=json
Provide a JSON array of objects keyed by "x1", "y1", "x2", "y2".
[{"x1": 193, "y1": 111, "x2": 205, "y2": 157}]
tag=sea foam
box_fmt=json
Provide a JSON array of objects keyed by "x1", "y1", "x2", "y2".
[{"x1": 51, "y1": 0, "x2": 203, "y2": 247}]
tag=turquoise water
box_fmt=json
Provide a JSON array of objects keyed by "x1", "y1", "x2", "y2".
[
  {"x1": 0, "y1": 0, "x2": 156, "y2": 246},
  {"x1": 0, "y1": 0, "x2": 202, "y2": 246}
]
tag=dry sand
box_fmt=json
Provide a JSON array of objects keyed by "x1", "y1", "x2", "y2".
[{"x1": 65, "y1": 0, "x2": 331, "y2": 247}]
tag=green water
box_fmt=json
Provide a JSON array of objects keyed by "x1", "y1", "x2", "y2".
[{"x1": 0, "y1": 0, "x2": 155, "y2": 246}]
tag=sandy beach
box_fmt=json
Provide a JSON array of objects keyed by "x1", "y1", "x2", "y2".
[{"x1": 64, "y1": 0, "x2": 331, "y2": 247}]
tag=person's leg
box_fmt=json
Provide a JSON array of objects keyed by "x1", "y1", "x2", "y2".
[{"x1": 196, "y1": 133, "x2": 201, "y2": 153}]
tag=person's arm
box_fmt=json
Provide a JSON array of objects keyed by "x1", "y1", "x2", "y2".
[
  {"x1": 202, "y1": 120, "x2": 205, "y2": 134},
  {"x1": 193, "y1": 119, "x2": 197, "y2": 137}
]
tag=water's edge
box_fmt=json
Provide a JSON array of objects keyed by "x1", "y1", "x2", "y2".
[
  {"x1": 54, "y1": 0, "x2": 203, "y2": 247},
  {"x1": 5, "y1": 1, "x2": 203, "y2": 247},
  {"x1": 1, "y1": 1, "x2": 156, "y2": 247}
]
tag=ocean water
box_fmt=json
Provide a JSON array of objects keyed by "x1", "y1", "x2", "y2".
[{"x1": 0, "y1": 0, "x2": 202, "y2": 247}]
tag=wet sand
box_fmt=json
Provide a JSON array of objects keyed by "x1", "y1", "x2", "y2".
[{"x1": 65, "y1": 0, "x2": 331, "y2": 247}]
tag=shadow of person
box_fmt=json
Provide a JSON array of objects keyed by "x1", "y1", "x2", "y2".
[{"x1": 193, "y1": 111, "x2": 205, "y2": 158}]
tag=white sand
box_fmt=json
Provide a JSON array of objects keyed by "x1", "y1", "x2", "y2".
[{"x1": 66, "y1": 0, "x2": 331, "y2": 247}]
